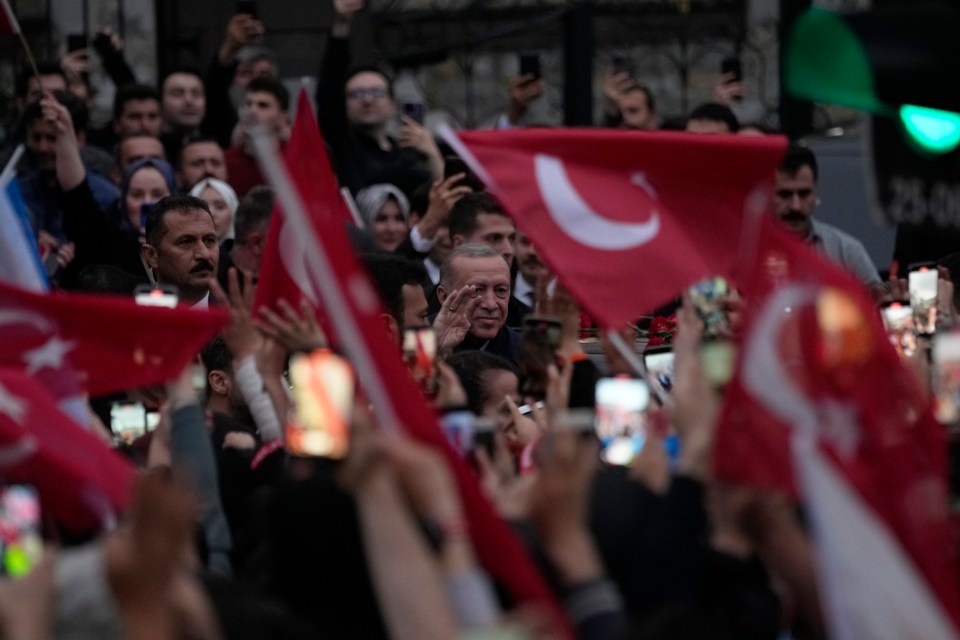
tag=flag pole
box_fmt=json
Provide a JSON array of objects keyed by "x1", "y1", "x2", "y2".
[
  {"x1": 17, "y1": 30, "x2": 41, "y2": 87},
  {"x1": 247, "y1": 123, "x2": 402, "y2": 435}
]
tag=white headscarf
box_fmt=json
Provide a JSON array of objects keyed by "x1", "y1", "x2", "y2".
[
  {"x1": 355, "y1": 183, "x2": 411, "y2": 229},
  {"x1": 190, "y1": 178, "x2": 239, "y2": 241}
]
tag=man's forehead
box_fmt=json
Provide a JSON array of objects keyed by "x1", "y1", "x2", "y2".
[
  {"x1": 183, "y1": 142, "x2": 221, "y2": 159},
  {"x1": 164, "y1": 208, "x2": 216, "y2": 232},
  {"x1": 124, "y1": 137, "x2": 164, "y2": 154},
  {"x1": 473, "y1": 212, "x2": 513, "y2": 232},
  {"x1": 164, "y1": 73, "x2": 202, "y2": 92},
  {"x1": 452, "y1": 255, "x2": 509, "y2": 280},
  {"x1": 776, "y1": 166, "x2": 816, "y2": 185},
  {"x1": 124, "y1": 98, "x2": 160, "y2": 113},
  {"x1": 347, "y1": 72, "x2": 389, "y2": 90}
]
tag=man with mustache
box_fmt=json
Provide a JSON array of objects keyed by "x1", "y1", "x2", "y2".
[
  {"x1": 434, "y1": 244, "x2": 522, "y2": 365},
  {"x1": 774, "y1": 144, "x2": 882, "y2": 294},
  {"x1": 142, "y1": 194, "x2": 220, "y2": 308}
]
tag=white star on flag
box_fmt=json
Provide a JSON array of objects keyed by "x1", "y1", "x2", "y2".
[
  {"x1": 22, "y1": 336, "x2": 76, "y2": 375},
  {"x1": 0, "y1": 383, "x2": 25, "y2": 424}
]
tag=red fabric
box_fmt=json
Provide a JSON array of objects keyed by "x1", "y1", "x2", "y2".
[
  {"x1": 253, "y1": 90, "x2": 353, "y2": 320},
  {"x1": 0, "y1": 369, "x2": 134, "y2": 532},
  {"x1": 224, "y1": 146, "x2": 268, "y2": 198},
  {"x1": 258, "y1": 104, "x2": 568, "y2": 631},
  {"x1": 452, "y1": 129, "x2": 786, "y2": 329},
  {"x1": 0, "y1": 280, "x2": 228, "y2": 396},
  {"x1": 715, "y1": 215, "x2": 960, "y2": 627},
  {"x1": 0, "y1": 0, "x2": 20, "y2": 35}
]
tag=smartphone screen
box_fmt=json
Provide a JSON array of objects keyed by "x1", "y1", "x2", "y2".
[
  {"x1": 110, "y1": 401, "x2": 160, "y2": 443},
  {"x1": 689, "y1": 276, "x2": 730, "y2": 340},
  {"x1": 519, "y1": 52, "x2": 541, "y2": 79},
  {"x1": 909, "y1": 264, "x2": 938, "y2": 335},
  {"x1": 934, "y1": 332, "x2": 960, "y2": 424},
  {"x1": 0, "y1": 486, "x2": 42, "y2": 579},
  {"x1": 403, "y1": 328, "x2": 437, "y2": 396},
  {"x1": 287, "y1": 349, "x2": 354, "y2": 459},
  {"x1": 441, "y1": 410, "x2": 474, "y2": 456},
  {"x1": 881, "y1": 301, "x2": 917, "y2": 358},
  {"x1": 644, "y1": 347, "x2": 675, "y2": 396},
  {"x1": 595, "y1": 376, "x2": 649, "y2": 466},
  {"x1": 700, "y1": 340, "x2": 736, "y2": 390},
  {"x1": 134, "y1": 284, "x2": 179, "y2": 308},
  {"x1": 402, "y1": 102, "x2": 425, "y2": 125}
]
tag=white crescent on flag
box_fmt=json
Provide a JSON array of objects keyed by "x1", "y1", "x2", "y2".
[{"x1": 534, "y1": 154, "x2": 661, "y2": 251}]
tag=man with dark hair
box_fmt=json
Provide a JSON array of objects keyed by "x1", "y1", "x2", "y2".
[
  {"x1": 225, "y1": 77, "x2": 290, "y2": 197},
  {"x1": 160, "y1": 67, "x2": 207, "y2": 161},
  {"x1": 316, "y1": 0, "x2": 442, "y2": 197},
  {"x1": 14, "y1": 63, "x2": 67, "y2": 113},
  {"x1": 17, "y1": 92, "x2": 117, "y2": 243},
  {"x1": 114, "y1": 133, "x2": 166, "y2": 180},
  {"x1": 774, "y1": 144, "x2": 881, "y2": 293},
  {"x1": 685, "y1": 102, "x2": 739, "y2": 134},
  {"x1": 216, "y1": 186, "x2": 274, "y2": 288},
  {"x1": 179, "y1": 134, "x2": 228, "y2": 191},
  {"x1": 434, "y1": 243, "x2": 522, "y2": 364},
  {"x1": 602, "y1": 67, "x2": 658, "y2": 130},
  {"x1": 88, "y1": 84, "x2": 164, "y2": 151},
  {"x1": 142, "y1": 193, "x2": 219, "y2": 307},
  {"x1": 361, "y1": 253, "x2": 430, "y2": 345},
  {"x1": 448, "y1": 192, "x2": 516, "y2": 266}
]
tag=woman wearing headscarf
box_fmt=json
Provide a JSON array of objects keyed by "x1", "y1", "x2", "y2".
[
  {"x1": 190, "y1": 178, "x2": 238, "y2": 243},
  {"x1": 355, "y1": 183, "x2": 411, "y2": 253}
]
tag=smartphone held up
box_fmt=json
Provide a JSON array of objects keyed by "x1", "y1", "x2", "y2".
[{"x1": 286, "y1": 349, "x2": 354, "y2": 459}]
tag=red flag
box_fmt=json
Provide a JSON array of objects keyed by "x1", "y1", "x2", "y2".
[
  {"x1": 0, "y1": 280, "x2": 228, "y2": 397},
  {"x1": 0, "y1": 0, "x2": 20, "y2": 35},
  {"x1": 254, "y1": 89, "x2": 354, "y2": 317},
  {"x1": 0, "y1": 369, "x2": 134, "y2": 531},
  {"x1": 251, "y1": 123, "x2": 567, "y2": 628},
  {"x1": 444, "y1": 128, "x2": 786, "y2": 328},
  {"x1": 715, "y1": 216, "x2": 960, "y2": 637}
]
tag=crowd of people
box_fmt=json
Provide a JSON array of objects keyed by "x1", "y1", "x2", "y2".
[{"x1": 1, "y1": 0, "x2": 956, "y2": 638}]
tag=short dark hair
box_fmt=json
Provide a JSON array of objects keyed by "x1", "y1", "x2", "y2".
[
  {"x1": 200, "y1": 336, "x2": 233, "y2": 401},
  {"x1": 687, "y1": 102, "x2": 739, "y2": 133},
  {"x1": 160, "y1": 67, "x2": 204, "y2": 93},
  {"x1": 778, "y1": 143, "x2": 818, "y2": 181},
  {"x1": 447, "y1": 350, "x2": 518, "y2": 415},
  {"x1": 361, "y1": 253, "x2": 427, "y2": 327},
  {"x1": 145, "y1": 193, "x2": 212, "y2": 247},
  {"x1": 16, "y1": 63, "x2": 65, "y2": 98},
  {"x1": 345, "y1": 66, "x2": 395, "y2": 98},
  {"x1": 113, "y1": 83, "x2": 161, "y2": 120},
  {"x1": 625, "y1": 84, "x2": 656, "y2": 114},
  {"x1": 448, "y1": 192, "x2": 508, "y2": 240},
  {"x1": 245, "y1": 77, "x2": 290, "y2": 112},
  {"x1": 234, "y1": 186, "x2": 275, "y2": 244},
  {"x1": 23, "y1": 90, "x2": 88, "y2": 133}
]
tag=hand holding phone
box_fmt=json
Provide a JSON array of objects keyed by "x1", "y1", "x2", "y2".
[
  {"x1": 0, "y1": 486, "x2": 42, "y2": 579},
  {"x1": 595, "y1": 376, "x2": 649, "y2": 466},
  {"x1": 909, "y1": 263, "x2": 938, "y2": 335},
  {"x1": 401, "y1": 102, "x2": 425, "y2": 125},
  {"x1": 519, "y1": 52, "x2": 541, "y2": 80}
]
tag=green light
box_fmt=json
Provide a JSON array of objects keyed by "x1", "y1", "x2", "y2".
[{"x1": 900, "y1": 105, "x2": 960, "y2": 154}]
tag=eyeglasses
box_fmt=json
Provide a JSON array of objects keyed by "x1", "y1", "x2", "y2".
[{"x1": 346, "y1": 87, "x2": 388, "y2": 101}]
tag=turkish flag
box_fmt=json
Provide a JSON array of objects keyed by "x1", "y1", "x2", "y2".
[
  {"x1": 0, "y1": 0, "x2": 20, "y2": 35},
  {"x1": 253, "y1": 133, "x2": 568, "y2": 630},
  {"x1": 254, "y1": 89, "x2": 354, "y2": 319},
  {"x1": 715, "y1": 216, "x2": 960, "y2": 638},
  {"x1": 0, "y1": 280, "x2": 228, "y2": 397},
  {"x1": 446, "y1": 128, "x2": 786, "y2": 328},
  {"x1": 0, "y1": 369, "x2": 134, "y2": 532}
]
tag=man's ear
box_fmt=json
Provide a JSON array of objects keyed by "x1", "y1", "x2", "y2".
[
  {"x1": 141, "y1": 243, "x2": 159, "y2": 270},
  {"x1": 436, "y1": 285, "x2": 448, "y2": 305},
  {"x1": 451, "y1": 234, "x2": 465, "y2": 247},
  {"x1": 75, "y1": 131, "x2": 86, "y2": 147},
  {"x1": 208, "y1": 370, "x2": 229, "y2": 396},
  {"x1": 247, "y1": 232, "x2": 264, "y2": 257}
]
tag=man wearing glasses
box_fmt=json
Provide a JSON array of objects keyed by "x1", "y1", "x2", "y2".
[{"x1": 316, "y1": 0, "x2": 443, "y2": 199}]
